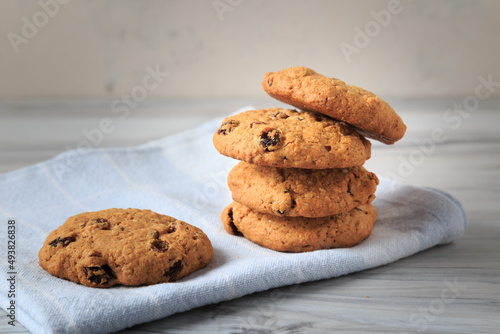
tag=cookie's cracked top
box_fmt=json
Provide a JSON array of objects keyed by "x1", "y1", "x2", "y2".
[
  {"x1": 38, "y1": 208, "x2": 213, "y2": 288},
  {"x1": 262, "y1": 66, "x2": 406, "y2": 144},
  {"x1": 228, "y1": 162, "x2": 379, "y2": 217},
  {"x1": 213, "y1": 108, "x2": 371, "y2": 169}
]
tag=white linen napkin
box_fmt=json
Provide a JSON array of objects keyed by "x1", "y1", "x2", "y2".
[{"x1": 0, "y1": 110, "x2": 467, "y2": 334}]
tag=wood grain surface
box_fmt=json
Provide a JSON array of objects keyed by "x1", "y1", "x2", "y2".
[{"x1": 0, "y1": 98, "x2": 499, "y2": 334}]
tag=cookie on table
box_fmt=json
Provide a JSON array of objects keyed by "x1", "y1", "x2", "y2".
[
  {"x1": 213, "y1": 108, "x2": 371, "y2": 169},
  {"x1": 228, "y1": 162, "x2": 379, "y2": 218},
  {"x1": 38, "y1": 208, "x2": 213, "y2": 288},
  {"x1": 262, "y1": 66, "x2": 406, "y2": 144},
  {"x1": 221, "y1": 201, "x2": 377, "y2": 253}
]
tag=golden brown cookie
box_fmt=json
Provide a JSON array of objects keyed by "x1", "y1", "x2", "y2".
[
  {"x1": 262, "y1": 66, "x2": 406, "y2": 144},
  {"x1": 213, "y1": 108, "x2": 371, "y2": 169},
  {"x1": 222, "y1": 201, "x2": 377, "y2": 253},
  {"x1": 38, "y1": 208, "x2": 213, "y2": 288},
  {"x1": 227, "y1": 162, "x2": 379, "y2": 217}
]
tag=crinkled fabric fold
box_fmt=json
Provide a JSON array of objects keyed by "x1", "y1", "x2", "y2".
[{"x1": 0, "y1": 110, "x2": 467, "y2": 334}]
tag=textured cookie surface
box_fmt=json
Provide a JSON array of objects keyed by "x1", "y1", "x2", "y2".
[
  {"x1": 228, "y1": 162, "x2": 379, "y2": 217},
  {"x1": 262, "y1": 67, "x2": 406, "y2": 144},
  {"x1": 213, "y1": 108, "x2": 371, "y2": 169},
  {"x1": 222, "y1": 202, "x2": 377, "y2": 253},
  {"x1": 38, "y1": 208, "x2": 213, "y2": 288}
]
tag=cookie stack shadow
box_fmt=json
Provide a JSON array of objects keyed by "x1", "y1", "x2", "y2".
[{"x1": 213, "y1": 67, "x2": 406, "y2": 253}]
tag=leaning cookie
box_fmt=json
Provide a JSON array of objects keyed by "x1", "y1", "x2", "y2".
[
  {"x1": 262, "y1": 66, "x2": 406, "y2": 144},
  {"x1": 213, "y1": 108, "x2": 371, "y2": 169},
  {"x1": 222, "y1": 201, "x2": 377, "y2": 253},
  {"x1": 38, "y1": 208, "x2": 213, "y2": 288},
  {"x1": 228, "y1": 162, "x2": 379, "y2": 217}
]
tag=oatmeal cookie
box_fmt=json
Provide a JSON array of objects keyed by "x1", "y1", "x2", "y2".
[
  {"x1": 38, "y1": 208, "x2": 213, "y2": 288},
  {"x1": 222, "y1": 201, "x2": 377, "y2": 252},
  {"x1": 262, "y1": 66, "x2": 406, "y2": 144},
  {"x1": 228, "y1": 162, "x2": 378, "y2": 217},
  {"x1": 213, "y1": 108, "x2": 371, "y2": 169}
]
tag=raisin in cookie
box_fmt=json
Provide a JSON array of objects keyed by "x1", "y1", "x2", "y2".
[
  {"x1": 38, "y1": 208, "x2": 213, "y2": 288},
  {"x1": 262, "y1": 67, "x2": 406, "y2": 144},
  {"x1": 228, "y1": 162, "x2": 379, "y2": 217},
  {"x1": 222, "y1": 201, "x2": 377, "y2": 253},
  {"x1": 213, "y1": 108, "x2": 371, "y2": 169}
]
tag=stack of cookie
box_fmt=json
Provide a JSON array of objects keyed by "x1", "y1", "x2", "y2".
[{"x1": 213, "y1": 67, "x2": 406, "y2": 252}]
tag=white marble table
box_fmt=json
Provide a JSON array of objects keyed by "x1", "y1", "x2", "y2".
[{"x1": 0, "y1": 98, "x2": 499, "y2": 333}]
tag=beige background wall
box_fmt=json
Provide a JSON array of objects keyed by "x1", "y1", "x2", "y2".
[{"x1": 1, "y1": 0, "x2": 499, "y2": 99}]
